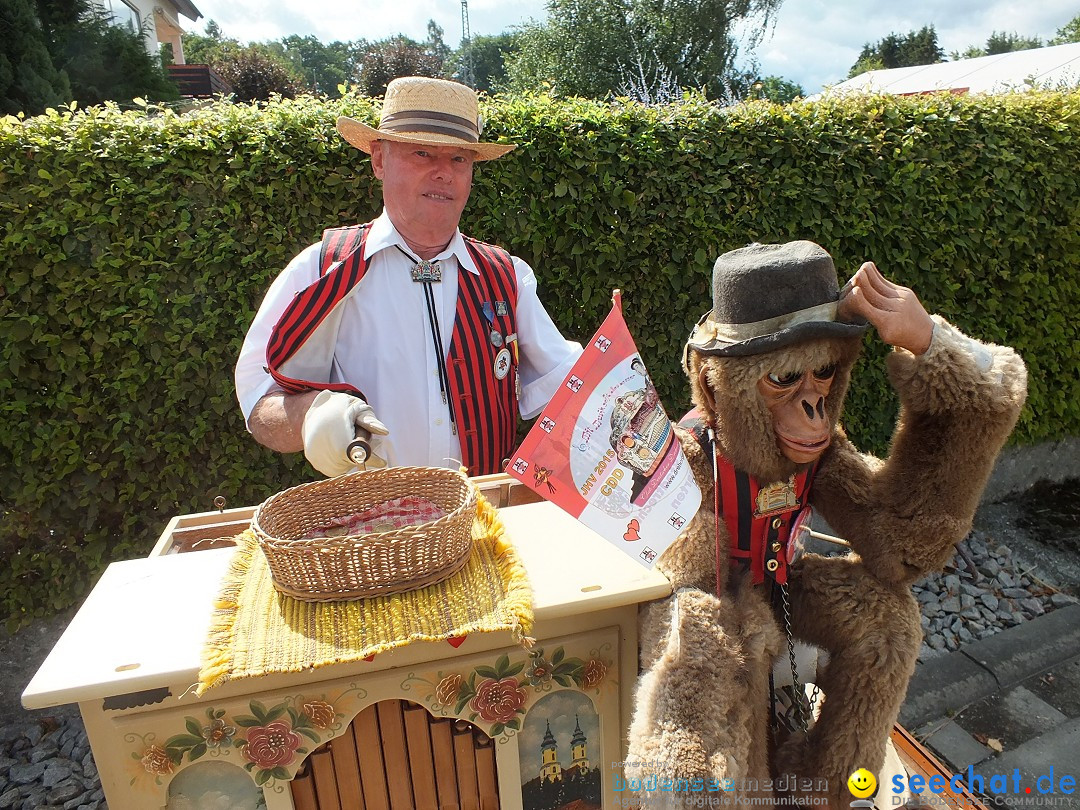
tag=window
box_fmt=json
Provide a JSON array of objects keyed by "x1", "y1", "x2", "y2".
[{"x1": 102, "y1": 0, "x2": 141, "y2": 33}]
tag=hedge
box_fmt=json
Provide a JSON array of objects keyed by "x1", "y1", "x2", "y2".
[{"x1": 2, "y1": 90, "x2": 1078, "y2": 626}]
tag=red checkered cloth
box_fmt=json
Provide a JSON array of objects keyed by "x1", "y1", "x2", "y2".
[{"x1": 304, "y1": 496, "x2": 445, "y2": 539}]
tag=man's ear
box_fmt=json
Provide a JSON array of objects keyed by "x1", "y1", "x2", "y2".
[
  {"x1": 697, "y1": 364, "x2": 716, "y2": 414},
  {"x1": 370, "y1": 140, "x2": 385, "y2": 180}
]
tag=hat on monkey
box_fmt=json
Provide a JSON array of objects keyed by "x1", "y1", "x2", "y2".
[
  {"x1": 336, "y1": 76, "x2": 516, "y2": 161},
  {"x1": 685, "y1": 240, "x2": 868, "y2": 362}
]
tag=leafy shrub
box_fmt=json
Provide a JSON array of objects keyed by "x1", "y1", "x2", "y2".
[{"x1": 2, "y1": 90, "x2": 1078, "y2": 624}]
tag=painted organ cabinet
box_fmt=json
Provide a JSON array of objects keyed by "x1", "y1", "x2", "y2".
[{"x1": 23, "y1": 475, "x2": 670, "y2": 809}]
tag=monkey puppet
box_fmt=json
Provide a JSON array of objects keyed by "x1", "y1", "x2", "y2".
[{"x1": 627, "y1": 241, "x2": 1027, "y2": 809}]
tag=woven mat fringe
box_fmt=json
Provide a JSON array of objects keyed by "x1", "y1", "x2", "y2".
[{"x1": 197, "y1": 494, "x2": 533, "y2": 695}]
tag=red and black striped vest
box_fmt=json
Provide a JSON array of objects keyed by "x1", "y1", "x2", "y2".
[
  {"x1": 265, "y1": 224, "x2": 519, "y2": 476},
  {"x1": 682, "y1": 413, "x2": 816, "y2": 585}
]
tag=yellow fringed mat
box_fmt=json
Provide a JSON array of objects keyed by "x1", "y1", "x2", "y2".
[{"x1": 197, "y1": 494, "x2": 533, "y2": 695}]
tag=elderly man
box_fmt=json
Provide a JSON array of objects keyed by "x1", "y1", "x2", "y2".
[{"x1": 235, "y1": 77, "x2": 581, "y2": 477}]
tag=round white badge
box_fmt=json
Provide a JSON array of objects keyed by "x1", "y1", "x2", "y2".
[{"x1": 494, "y1": 347, "x2": 512, "y2": 380}]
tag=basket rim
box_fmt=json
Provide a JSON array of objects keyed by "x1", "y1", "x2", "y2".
[{"x1": 251, "y1": 465, "x2": 476, "y2": 547}]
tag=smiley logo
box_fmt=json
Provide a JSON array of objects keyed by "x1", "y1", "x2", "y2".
[{"x1": 847, "y1": 768, "x2": 877, "y2": 799}]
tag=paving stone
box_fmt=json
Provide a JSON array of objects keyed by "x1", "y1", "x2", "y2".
[
  {"x1": 954, "y1": 686, "x2": 1067, "y2": 750},
  {"x1": 920, "y1": 720, "x2": 994, "y2": 770},
  {"x1": 973, "y1": 717, "x2": 1080, "y2": 809}
]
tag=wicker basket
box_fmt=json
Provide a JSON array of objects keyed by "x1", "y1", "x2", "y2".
[{"x1": 252, "y1": 466, "x2": 478, "y2": 601}]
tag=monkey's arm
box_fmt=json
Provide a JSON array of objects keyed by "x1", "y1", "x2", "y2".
[{"x1": 812, "y1": 316, "x2": 1027, "y2": 585}]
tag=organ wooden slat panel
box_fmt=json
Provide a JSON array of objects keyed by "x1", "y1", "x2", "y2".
[
  {"x1": 330, "y1": 725, "x2": 365, "y2": 809},
  {"x1": 310, "y1": 747, "x2": 342, "y2": 810},
  {"x1": 377, "y1": 700, "x2": 416, "y2": 810},
  {"x1": 429, "y1": 717, "x2": 460, "y2": 810},
  {"x1": 475, "y1": 736, "x2": 499, "y2": 810},
  {"x1": 403, "y1": 702, "x2": 440, "y2": 809},
  {"x1": 289, "y1": 761, "x2": 320, "y2": 810},
  {"x1": 452, "y1": 720, "x2": 481, "y2": 810},
  {"x1": 355, "y1": 705, "x2": 391, "y2": 810}
]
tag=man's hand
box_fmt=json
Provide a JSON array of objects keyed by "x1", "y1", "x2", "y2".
[
  {"x1": 837, "y1": 261, "x2": 935, "y2": 355},
  {"x1": 301, "y1": 390, "x2": 390, "y2": 477}
]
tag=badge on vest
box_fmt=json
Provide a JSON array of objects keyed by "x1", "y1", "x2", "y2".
[
  {"x1": 411, "y1": 260, "x2": 442, "y2": 283},
  {"x1": 495, "y1": 301, "x2": 508, "y2": 316},
  {"x1": 754, "y1": 475, "x2": 800, "y2": 518},
  {"x1": 494, "y1": 347, "x2": 512, "y2": 380}
]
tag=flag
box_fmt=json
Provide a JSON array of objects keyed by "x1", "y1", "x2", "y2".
[{"x1": 507, "y1": 293, "x2": 701, "y2": 568}]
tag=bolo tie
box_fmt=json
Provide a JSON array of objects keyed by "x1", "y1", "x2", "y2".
[{"x1": 395, "y1": 245, "x2": 458, "y2": 435}]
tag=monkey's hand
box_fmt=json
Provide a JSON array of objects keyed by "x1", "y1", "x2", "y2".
[{"x1": 838, "y1": 261, "x2": 935, "y2": 355}]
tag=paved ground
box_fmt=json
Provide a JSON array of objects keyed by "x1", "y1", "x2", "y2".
[{"x1": 900, "y1": 483, "x2": 1080, "y2": 810}]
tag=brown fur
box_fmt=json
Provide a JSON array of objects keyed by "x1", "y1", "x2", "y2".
[{"x1": 628, "y1": 317, "x2": 1027, "y2": 808}]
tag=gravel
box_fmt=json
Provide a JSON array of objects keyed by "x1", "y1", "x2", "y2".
[{"x1": 914, "y1": 530, "x2": 1078, "y2": 663}]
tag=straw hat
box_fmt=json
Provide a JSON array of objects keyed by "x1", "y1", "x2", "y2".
[
  {"x1": 685, "y1": 241, "x2": 868, "y2": 359},
  {"x1": 337, "y1": 76, "x2": 516, "y2": 161}
]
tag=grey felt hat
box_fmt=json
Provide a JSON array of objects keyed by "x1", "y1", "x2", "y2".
[{"x1": 685, "y1": 240, "x2": 868, "y2": 358}]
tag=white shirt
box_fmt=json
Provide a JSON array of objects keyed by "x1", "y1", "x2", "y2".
[{"x1": 235, "y1": 211, "x2": 582, "y2": 469}]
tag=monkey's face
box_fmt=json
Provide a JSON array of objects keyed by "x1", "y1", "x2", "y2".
[
  {"x1": 757, "y1": 361, "x2": 837, "y2": 464},
  {"x1": 689, "y1": 336, "x2": 861, "y2": 481}
]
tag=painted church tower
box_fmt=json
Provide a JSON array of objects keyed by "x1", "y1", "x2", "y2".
[
  {"x1": 540, "y1": 721, "x2": 562, "y2": 782},
  {"x1": 570, "y1": 715, "x2": 589, "y2": 770}
]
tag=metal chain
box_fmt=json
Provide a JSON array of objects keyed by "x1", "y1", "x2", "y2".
[{"x1": 780, "y1": 582, "x2": 810, "y2": 733}]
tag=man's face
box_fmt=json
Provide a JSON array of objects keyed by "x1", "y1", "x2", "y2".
[{"x1": 371, "y1": 140, "x2": 476, "y2": 247}]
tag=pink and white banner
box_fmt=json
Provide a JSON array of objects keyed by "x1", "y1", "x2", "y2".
[{"x1": 507, "y1": 293, "x2": 701, "y2": 568}]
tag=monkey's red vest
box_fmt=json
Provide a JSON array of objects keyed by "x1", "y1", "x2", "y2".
[
  {"x1": 265, "y1": 224, "x2": 519, "y2": 476},
  {"x1": 682, "y1": 414, "x2": 817, "y2": 585},
  {"x1": 713, "y1": 453, "x2": 817, "y2": 586}
]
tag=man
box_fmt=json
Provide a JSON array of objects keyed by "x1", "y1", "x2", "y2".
[{"x1": 235, "y1": 77, "x2": 581, "y2": 477}]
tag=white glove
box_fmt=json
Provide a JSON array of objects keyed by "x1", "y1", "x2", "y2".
[{"x1": 301, "y1": 390, "x2": 390, "y2": 477}]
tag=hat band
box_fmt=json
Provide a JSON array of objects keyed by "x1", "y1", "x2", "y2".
[
  {"x1": 692, "y1": 301, "x2": 839, "y2": 345},
  {"x1": 381, "y1": 110, "x2": 479, "y2": 143}
]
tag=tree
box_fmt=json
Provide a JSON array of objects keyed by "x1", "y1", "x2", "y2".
[
  {"x1": 504, "y1": 0, "x2": 781, "y2": 99},
  {"x1": 952, "y1": 30, "x2": 1042, "y2": 59},
  {"x1": 748, "y1": 74, "x2": 803, "y2": 103},
  {"x1": 183, "y1": 25, "x2": 306, "y2": 101},
  {"x1": 849, "y1": 25, "x2": 943, "y2": 78},
  {"x1": 1050, "y1": 13, "x2": 1080, "y2": 45},
  {"x1": 359, "y1": 34, "x2": 443, "y2": 96},
  {"x1": 280, "y1": 34, "x2": 364, "y2": 96},
  {"x1": 0, "y1": 0, "x2": 71, "y2": 115},
  {"x1": 212, "y1": 46, "x2": 303, "y2": 101},
  {"x1": 37, "y1": 1, "x2": 178, "y2": 107},
  {"x1": 448, "y1": 32, "x2": 520, "y2": 92}
]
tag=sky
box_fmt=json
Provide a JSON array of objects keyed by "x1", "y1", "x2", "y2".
[{"x1": 183, "y1": 0, "x2": 1080, "y2": 94}]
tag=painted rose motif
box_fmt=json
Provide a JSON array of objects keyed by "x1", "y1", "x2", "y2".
[
  {"x1": 141, "y1": 745, "x2": 173, "y2": 775},
  {"x1": 242, "y1": 721, "x2": 302, "y2": 769},
  {"x1": 201, "y1": 717, "x2": 236, "y2": 748},
  {"x1": 302, "y1": 700, "x2": 336, "y2": 730},
  {"x1": 436, "y1": 674, "x2": 463, "y2": 706},
  {"x1": 470, "y1": 677, "x2": 527, "y2": 725},
  {"x1": 527, "y1": 652, "x2": 553, "y2": 687},
  {"x1": 583, "y1": 658, "x2": 607, "y2": 688}
]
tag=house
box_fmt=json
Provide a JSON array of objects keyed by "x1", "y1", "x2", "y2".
[
  {"x1": 96, "y1": 0, "x2": 203, "y2": 65},
  {"x1": 818, "y1": 41, "x2": 1080, "y2": 97}
]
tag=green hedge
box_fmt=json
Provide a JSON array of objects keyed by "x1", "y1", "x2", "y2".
[{"x1": 2, "y1": 91, "x2": 1078, "y2": 626}]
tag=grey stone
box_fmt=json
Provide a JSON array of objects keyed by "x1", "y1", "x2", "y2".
[
  {"x1": 1020, "y1": 598, "x2": 1045, "y2": 616},
  {"x1": 941, "y1": 596, "x2": 962, "y2": 613},
  {"x1": 1003, "y1": 587, "x2": 1029, "y2": 599},
  {"x1": 46, "y1": 780, "x2": 83, "y2": 804},
  {"x1": 42, "y1": 761, "x2": 73, "y2": 788},
  {"x1": 980, "y1": 593, "x2": 1000, "y2": 611},
  {"x1": 944, "y1": 574, "x2": 961, "y2": 593},
  {"x1": 6, "y1": 764, "x2": 44, "y2": 787},
  {"x1": 0, "y1": 788, "x2": 18, "y2": 810},
  {"x1": 1051, "y1": 592, "x2": 1077, "y2": 607}
]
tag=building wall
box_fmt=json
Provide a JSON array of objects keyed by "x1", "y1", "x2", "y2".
[{"x1": 94, "y1": 0, "x2": 191, "y2": 64}]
